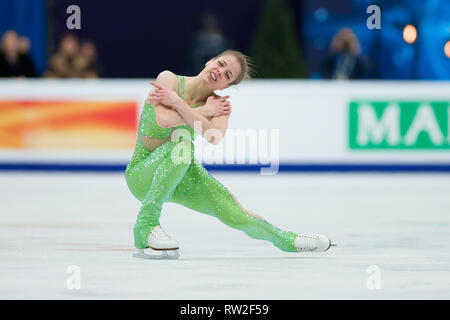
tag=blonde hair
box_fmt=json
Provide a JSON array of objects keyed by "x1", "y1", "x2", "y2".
[{"x1": 214, "y1": 50, "x2": 255, "y2": 85}]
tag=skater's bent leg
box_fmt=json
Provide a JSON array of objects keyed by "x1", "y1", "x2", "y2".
[
  {"x1": 168, "y1": 164, "x2": 298, "y2": 252},
  {"x1": 125, "y1": 140, "x2": 177, "y2": 201},
  {"x1": 134, "y1": 140, "x2": 194, "y2": 249}
]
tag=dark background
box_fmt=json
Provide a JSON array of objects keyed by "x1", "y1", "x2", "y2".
[
  {"x1": 48, "y1": 0, "x2": 278, "y2": 78},
  {"x1": 1, "y1": 0, "x2": 449, "y2": 79}
]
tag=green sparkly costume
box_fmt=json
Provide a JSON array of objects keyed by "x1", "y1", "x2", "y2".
[{"x1": 125, "y1": 75, "x2": 298, "y2": 252}]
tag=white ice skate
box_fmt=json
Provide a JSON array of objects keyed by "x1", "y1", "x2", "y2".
[
  {"x1": 133, "y1": 226, "x2": 180, "y2": 260},
  {"x1": 294, "y1": 233, "x2": 335, "y2": 252}
]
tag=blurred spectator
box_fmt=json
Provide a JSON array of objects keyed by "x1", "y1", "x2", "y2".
[
  {"x1": 17, "y1": 36, "x2": 37, "y2": 76},
  {"x1": 44, "y1": 34, "x2": 87, "y2": 78},
  {"x1": 322, "y1": 27, "x2": 370, "y2": 79},
  {"x1": 18, "y1": 36, "x2": 31, "y2": 54},
  {"x1": 0, "y1": 30, "x2": 37, "y2": 78},
  {"x1": 79, "y1": 41, "x2": 103, "y2": 78},
  {"x1": 186, "y1": 13, "x2": 233, "y2": 75}
]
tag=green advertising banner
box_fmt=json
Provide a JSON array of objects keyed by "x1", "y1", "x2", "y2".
[{"x1": 349, "y1": 101, "x2": 450, "y2": 149}]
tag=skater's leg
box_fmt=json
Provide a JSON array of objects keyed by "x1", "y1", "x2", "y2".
[
  {"x1": 132, "y1": 139, "x2": 194, "y2": 249},
  {"x1": 125, "y1": 139, "x2": 177, "y2": 201},
  {"x1": 168, "y1": 163, "x2": 298, "y2": 252}
]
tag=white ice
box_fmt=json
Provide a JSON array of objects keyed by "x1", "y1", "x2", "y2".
[{"x1": 0, "y1": 172, "x2": 449, "y2": 299}]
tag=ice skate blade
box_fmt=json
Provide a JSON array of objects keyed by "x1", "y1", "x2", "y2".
[
  {"x1": 132, "y1": 249, "x2": 180, "y2": 260},
  {"x1": 325, "y1": 241, "x2": 337, "y2": 251}
]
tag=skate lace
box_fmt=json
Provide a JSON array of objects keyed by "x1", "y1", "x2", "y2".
[
  {"x1": 296, "y1": 234, "x2": 318, "y2": 251},
  {"x1": 151, "y1": 226, "x2": 172, "y2": 241}
]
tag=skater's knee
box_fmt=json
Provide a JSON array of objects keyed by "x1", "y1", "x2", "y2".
[
  {"x1": 169, "y1": 140, "x2": 194, "y2": 165},
  {"x1": 172, "y1": 138, "x2": 193, "y2": 147},
  {"x1": 177, "y1": 140, "x2": 194, "y2": 156}
]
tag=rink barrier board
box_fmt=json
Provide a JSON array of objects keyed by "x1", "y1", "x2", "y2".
[
  {"x1": 0, "y1": 80, "x2": 449, "y2": 163},
  {"x1": 1, "y1": 162, "x2": 450, "y2": 173}
]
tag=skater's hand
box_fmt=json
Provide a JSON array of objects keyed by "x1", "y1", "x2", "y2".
[
  {"x1": 205, "y1": 95, "x2": 231, "y2": 117},
  {"x1": 149, "y1": 81, "x2": 182, "y2": 107},
  {"x1": 146, "y1": 91, "x2": 170, "y2": 107},
  {"x1": 145, "y1": 89, "x2": 173, "y2": 107},
  {"x1": 145, "y1": 91, "x2": 156, "y2": 105}
]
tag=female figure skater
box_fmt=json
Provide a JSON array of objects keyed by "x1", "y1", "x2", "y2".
[{"x1": 125, "y1": 50, "x2": 332, "y2": 258}]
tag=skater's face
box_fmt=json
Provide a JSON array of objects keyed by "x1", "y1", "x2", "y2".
[{"x1": 203, "y1": 54, "x2": 242, "y2": 90}]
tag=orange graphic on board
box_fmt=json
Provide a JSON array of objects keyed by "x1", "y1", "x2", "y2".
[{"x1": 0, "y1": 100, "x2": 137, "y2": 149}]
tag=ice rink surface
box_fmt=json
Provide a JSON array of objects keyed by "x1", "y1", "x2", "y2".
[{"x1": 1, "y1": 171, "x2": 449, "y2": 299}]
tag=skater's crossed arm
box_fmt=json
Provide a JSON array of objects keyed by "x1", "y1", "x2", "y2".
[
  {"x1": 147, "y1": 71, "x2": 190, "y2": 128},
  {"x1": 148, "y1": 71, "x2": 230, "y2": 129},
  {"x1": 150, "y1": 80, "x2": 231, "y2": 145},
  {"x1": 208, "y1": 111, "x2": 230, "y2": 144}
]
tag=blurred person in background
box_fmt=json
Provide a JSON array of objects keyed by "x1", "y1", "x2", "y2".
[
  {"x1": 18, "y1": 36, "x2": 31, "y2": 55},
  {"x1": 79, "y1": 41, "x2": 103, "y2": 78},
  {"x1": 0, "y1": 30, "x2": 37, "y2": 78},
  {"x1": 186, "y1": 13, "x2": 233, "y2": 75},
  {"x1": 17, "y1": 36, "x2": 37, "y2": 76},
  {"x1": 44, "y1": 33, "x2": 86, "y2": 78},
  {"x1": 321, "y1": 27, "x2": 370, "y2": 79}
]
